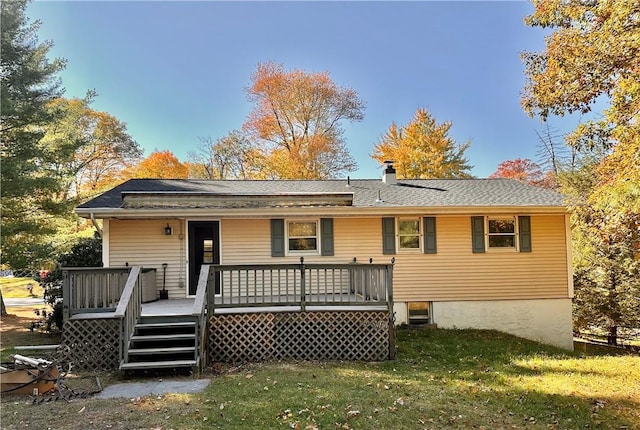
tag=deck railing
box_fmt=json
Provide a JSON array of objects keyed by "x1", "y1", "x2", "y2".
[
  {"x1": 207, "y1": 260, "x2": 393, "y2": 312},
  {"x1": 192, "y1": 264, "x2": 211, "y2": 371},
  {"x1": 62, "y1": 267, "x2": 131, "y2": 319},
  {"x1": 114, "y1": 267, "x2": 142, "y2": 365}
]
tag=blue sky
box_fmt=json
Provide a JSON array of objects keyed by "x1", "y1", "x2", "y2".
[{"x1": 28, "y1": 1, "x2": 585, "y2": 178}]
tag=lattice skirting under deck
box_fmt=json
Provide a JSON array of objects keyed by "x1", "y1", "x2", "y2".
[
  {"x1": 209, "y1": 311, "x2": 391, "y2": 363},
  {"x1": 61, "y1": 319, "x2": 120, "y2": 371}
]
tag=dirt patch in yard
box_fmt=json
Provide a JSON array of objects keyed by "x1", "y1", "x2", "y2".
[{"x1": 1, "y1": 306, "x2": 61, "y2": 362}]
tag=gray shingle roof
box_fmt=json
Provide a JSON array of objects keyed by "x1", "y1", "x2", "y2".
[{"x1": 78, "y1": 178, "x2": 565, "y2": 210}]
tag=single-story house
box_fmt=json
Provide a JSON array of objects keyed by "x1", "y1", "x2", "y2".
[{"x1": 62, "y1": 164, "x2": 573, "y2": 372}]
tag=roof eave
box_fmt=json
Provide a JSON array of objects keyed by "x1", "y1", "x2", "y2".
[{"x1": 76, "y1": 204, "x2": 567, "y2": 219}]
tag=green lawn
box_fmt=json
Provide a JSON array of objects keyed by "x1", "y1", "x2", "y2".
[
  {"x1": 1, "y1": 327, "x2": 638, "y2": 429},
  {"x1": 0, "y1": 277, "x2": 44, "y2": 298}
]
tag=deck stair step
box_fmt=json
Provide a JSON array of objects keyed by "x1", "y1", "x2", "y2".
[
  {"x1": 135, "y1": 321, "x2": 195, "y2": 329},
  {"x1": 128, "y1": 346, "x2": 195, "y2": 355},
  {"x1": 120, "y1": 359, "x2": 198, "y2": 370},
  {"x1": 120, "y1": 314, "x2": 200, "y2": 371},
  {"x1": 131, "y1": 334, "x2": 195, "y2": 342}
]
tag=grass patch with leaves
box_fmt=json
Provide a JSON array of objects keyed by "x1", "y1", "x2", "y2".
[
  {"x1": 0, "y1": 277, "x2": 44, "y2": 298},
  {"x1": 1, "y1": 327, "x2": 638, "y2": 429}
]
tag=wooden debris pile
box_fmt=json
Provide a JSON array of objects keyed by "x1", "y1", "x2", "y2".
[{"x1": 0, "y1": 354, "x2": 59, "y2": 396}]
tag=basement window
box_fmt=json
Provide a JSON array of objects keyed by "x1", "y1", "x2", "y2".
[{"x1": 408, "y1": 302, "x2": 432, "y2": 325}]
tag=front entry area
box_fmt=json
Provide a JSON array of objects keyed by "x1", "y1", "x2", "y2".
[{"x1": 188, "y1": 221, "x2": 220, "y2": 295}]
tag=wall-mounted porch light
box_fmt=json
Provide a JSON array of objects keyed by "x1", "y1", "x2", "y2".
[{"x1": 164, "y1": 223, "x2": 173, "y2": 235}]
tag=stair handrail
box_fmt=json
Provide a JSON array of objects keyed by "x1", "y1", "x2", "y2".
[
  {"x1": 114, "y1": 266, "x2": 142, "y2": 366},
  {"x1": 192, "y1": 264, "x2": 211, "y2": 371}
]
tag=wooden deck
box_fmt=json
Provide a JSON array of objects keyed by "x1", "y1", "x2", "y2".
[
  {"x1": 142, "y1": 298, "x2": 194, "y2": 316},
  {"x1": 71, "y1": 295, "x2": 388, "y2": 319},
  {"x1": 61, "y1": 263, "x2": 395, "y2": 370}
]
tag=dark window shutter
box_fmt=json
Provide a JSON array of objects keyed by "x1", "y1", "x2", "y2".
[
  {"x1": 518, "y1": 215, "x2": 532, "y2": 252},
  {"x1": 320, "y1": 218, "x2": 334, "y2": 256},
  {"x1": 471, "y1": 216, "x2": 485, "y2": 253},
  {"x1": 423, "y1": 217, "x2": 437, "y2": 254},
  {"x1": 271, "y1": 219, "x2": 285, "y2": 257},
  {"x1": 382, "y1": 217, "x2": 396, "y2": 255}
]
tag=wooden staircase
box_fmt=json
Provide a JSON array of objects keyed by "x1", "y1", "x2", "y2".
[{"x1": 119, "y1": 315, "x2": 199, "y2": 371}]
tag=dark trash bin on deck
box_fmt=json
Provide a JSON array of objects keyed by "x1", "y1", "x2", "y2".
[{"x1": 141, "y1": 268, "x2": 157, "y2": 303}]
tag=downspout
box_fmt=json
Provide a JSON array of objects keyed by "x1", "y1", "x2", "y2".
[{"x1": 90, "y1": 212, "x2": 103, "y2": 239}]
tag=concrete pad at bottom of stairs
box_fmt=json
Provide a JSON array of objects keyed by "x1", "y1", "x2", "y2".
[{"x1": 95, "y1": 379, "x2": 210, "y2": 399}]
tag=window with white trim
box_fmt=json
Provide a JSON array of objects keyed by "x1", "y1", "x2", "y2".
[
  {"x1": 398, "y1": 218, "x2": 421, "y2": 250},
  {"x1": 487, "y1": 217, "x2": 516, "y2": 249},
  {"x1": 286, "y1": 220, "x2": 319, "y2": 254}
]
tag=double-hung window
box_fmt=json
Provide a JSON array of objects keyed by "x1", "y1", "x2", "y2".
[
  {"x1": 472, "y1": 215, "x2": 531, "y2": 253},
  {"x1": 382, "y1": 216, "x2": 437, "y2": 254},
  {"x1": 487, "y1": 217, "x2": 516, "y2": 249},
  {"x1": 398, "y1": 218, "x2": 421, "y2": 250},
  {"x1": 287, "y1": 220, "x2": 319, "y2": 254}
]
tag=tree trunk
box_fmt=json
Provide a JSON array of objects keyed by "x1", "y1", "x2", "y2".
[
  {"x1": 607, "y1": 325, "x2": 618, "y2": 346},
  {"x1": 1, "y1": 290, "x2": 7, "y2": 317}
]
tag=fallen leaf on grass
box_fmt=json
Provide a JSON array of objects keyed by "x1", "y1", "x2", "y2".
[{"x1": 277, "y1": 409, "x2": 293, "y2": 420}]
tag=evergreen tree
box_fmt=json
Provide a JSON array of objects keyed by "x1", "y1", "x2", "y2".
[{"x1": 1, "y1": 0, "x2": 66, "y2": 269}]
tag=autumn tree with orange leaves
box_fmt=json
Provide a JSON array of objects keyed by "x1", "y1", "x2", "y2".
[
  {"x1": 372, "y1": 108, "x2": 472, "y2": 179},
  {"x1": 129, "y1": 150, "x2": 189, "y2": 179},
  {"x1": 489, "y1": 158, "x2": 546, "y2": 185},
  {"x1": 243, "y1": 62, "x2": 364, "y2": 179}
]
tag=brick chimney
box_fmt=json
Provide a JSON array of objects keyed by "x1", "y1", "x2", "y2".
[{"x1": 382, "y1": 160, "x2": 397, "y2": 185}]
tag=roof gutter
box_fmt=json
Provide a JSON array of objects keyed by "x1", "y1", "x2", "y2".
[{"x1": 90, "y1": 212, "x2": 103, "y2": 238}]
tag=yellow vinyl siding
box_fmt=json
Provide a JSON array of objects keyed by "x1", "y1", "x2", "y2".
[
  {"x1": 221, "y1": 219, "x2": 272, "y2": 264},
  {"x1": 391, "y1": 215, "x2": 569, "y2": 301},
  {"x1": 220, "y1": 218, "x2": 379, "y2": 297},
  {"x1": 108, "y1": 219, "x2": 185, "y2": 298},
  {"x1": 106, "y1": 215, "x2": 568, "y2": 302},
  {"x1": 221, "y1": 218, "x2": 386, "y2": 265},
  {"x1": 220, "y1": 215, "x2": 569, "y2": 301}
]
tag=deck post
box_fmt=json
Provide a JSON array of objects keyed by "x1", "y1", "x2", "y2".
[
  {"x1": 118, "y1": 317, "x2": 124, "y2": 366},
  {"x1": 299, "y1": 257, "x2": 306, "y2": 312},
  {"x1": 209, "y1": 266, "x2": 216, "y2": 314},
  {"x1": 386, "y1": 263, "x2": 396, "y2": 359},
  {"x1": 62, "y1": 269, "x2": 70, "y2": 321}
]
